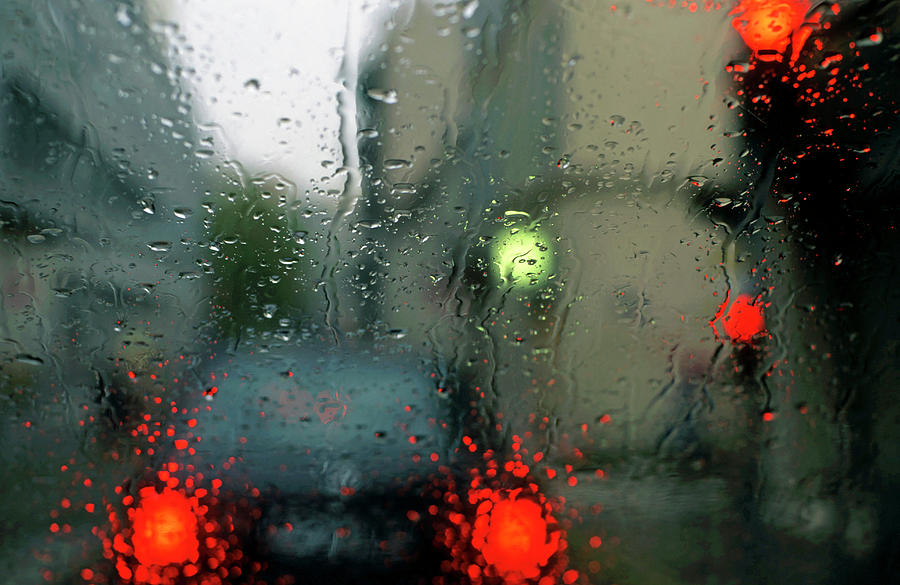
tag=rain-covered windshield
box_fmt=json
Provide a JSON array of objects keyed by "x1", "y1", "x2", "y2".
[{"x1": 1, "y1": 1, "x2": 898, "y2": 584}]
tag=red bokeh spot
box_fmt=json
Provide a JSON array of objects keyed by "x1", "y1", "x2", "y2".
[
  {"x1": 730, "y1": 0, "x2": 810, "y2": 60},
  {"x1": 712, "y1": 293, "x2": 766, "y2": 343},
  {"x1": 131, "y1": 487, "x2": 199, "y2": 566},
  {"x1": 473, "y1": 496, "x2": 560, "y2": 581},
  {"x1": 431, "y1": 446, "x2": 571, "y2": 585}
]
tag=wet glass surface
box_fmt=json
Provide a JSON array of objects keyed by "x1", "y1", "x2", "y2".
[{"x1": 1, "y1": 1, "x2": 898, "y2": 584}]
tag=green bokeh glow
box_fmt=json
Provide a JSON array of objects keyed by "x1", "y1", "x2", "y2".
[{"x1": 490, "y1": 226, "x2": 554, "y2": 289}]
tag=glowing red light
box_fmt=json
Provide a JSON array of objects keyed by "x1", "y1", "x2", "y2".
[
  {"x1": 472, "y1": 496, "x2": 560, "y2": 581},
  {"x1": 730, "y1": 0, "x2": 810, "y2": 61},
  {"x1": 131, "y1": 487, "x2": 199, "y2": 566},
  {"x1": 712, "y1": 293, "x2": 766, "y2": 343}
]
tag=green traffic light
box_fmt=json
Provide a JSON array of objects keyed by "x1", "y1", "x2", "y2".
[{"x1": 490, "y1": 225, "x2": 554, "y2": 289}]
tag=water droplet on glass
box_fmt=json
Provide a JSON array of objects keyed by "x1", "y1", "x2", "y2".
[
  {"x1": 15, "y1": 354, "x2": 44, "y2": 366},
  {"x1": 856, "y1": 29, "x2": 883, "y2": 47},
  {"x1": 462, "y1": 0, "x2": 479, "y2": 19},
  {"x1": 147, "y1": 241, "x2": 172, "y2": 252},
  {"x1": 115, "y1": 4, "x2": 132, "y2": 27},
  {"x1": 366, "y1": 88, "x2": 399, "y2": 104},
  {"x1": 686, "y1": 175, "x2": 710, "y2": 187},
  {"x1": 391, "y1": 183, "x2": 416, "y2": 196},
  {"x1": 384, "y1": 159, "x2": 410, "y2": 170}
]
